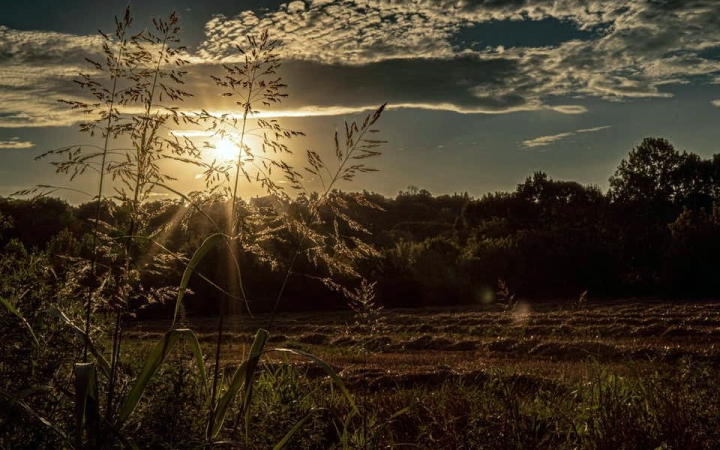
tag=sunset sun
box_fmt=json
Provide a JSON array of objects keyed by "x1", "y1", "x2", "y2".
[
  {"x1": 213, "y1": 137, "x2": 240, "y2": 161},
  {"x1": 211, "y1": 136, "x2": 254, "y2": 163}
]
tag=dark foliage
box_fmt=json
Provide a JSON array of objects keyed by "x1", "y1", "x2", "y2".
[{"x1": 4, "y1": 137, "x2": 720, "y2": 313}]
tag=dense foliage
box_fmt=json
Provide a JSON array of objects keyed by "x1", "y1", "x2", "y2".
[{"x1": 3, "y1": 137, "x2": 720, "y2": 315}]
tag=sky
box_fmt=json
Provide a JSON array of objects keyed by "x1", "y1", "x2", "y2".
[{"x1": 3, "y1": 0, "x2": 720, "y2": 203}]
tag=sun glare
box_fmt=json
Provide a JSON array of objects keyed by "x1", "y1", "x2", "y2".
[
  {"x1": 214, "y1": 138, "x2": 239, "y2": 161},
  {"x1": 170, "y1": 129, "x2": 261, "y2": 164},
  {"x1": 212, "y1": 136, "x2": 254, "y2": 163}
]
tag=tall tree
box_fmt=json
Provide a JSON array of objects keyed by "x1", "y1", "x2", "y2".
[{"x1": 608, "y1": 137, "x2": 685, "y2": 204}]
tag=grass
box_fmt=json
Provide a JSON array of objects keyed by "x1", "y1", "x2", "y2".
[{"x1": 108, "y1": 299, "x2": 720, "y2": 449}]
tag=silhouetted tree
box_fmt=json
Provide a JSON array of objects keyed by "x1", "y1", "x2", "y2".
[{"x1": 609, "y1": 138, "x2": 685, "y2": 205}]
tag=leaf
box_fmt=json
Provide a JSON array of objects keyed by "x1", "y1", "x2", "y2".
[
  {"x1": 116, "y1": 328, "x2": 207, "y2": 425},
  {"x1": 44, "y1": 307, "x2": 111, "y2": 378},
  {"x1": 173, "y1": 233, "x2": 227, "y2": 328},
  {"x1": 74, "y1": 363, "x2": 100, "y2": 449},
  {"x1": 271, "y1": 347, "x2": 357, "y2": 414},
  {"x1": 0, "y1": 295, "x2": 39, "y2": 346},
  {"x1": 272, "y1": 409, "x2": 321, "y2": 450},
  {"x1": 208, "y1": 328, "x2": 268, "y2": 439}
]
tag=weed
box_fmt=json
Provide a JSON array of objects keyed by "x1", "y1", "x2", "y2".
[
  {"x1": 496, "y1": 278, "x2": 519, "y2": 312},
  {"x1": 573, "y1": 288, "x2": 589, "y2": 311}
]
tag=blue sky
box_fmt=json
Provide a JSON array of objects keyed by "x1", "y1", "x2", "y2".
[{"x1": 3, "y1": 0, "x2": 720, "y2": 202}]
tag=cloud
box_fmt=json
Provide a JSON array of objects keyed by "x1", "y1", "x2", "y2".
[
  {"x1": 3, "y1": 0, "x2": 720, "y2": 127},
  {"x1": 576, "y1": 125, "x2": 612, "y2": 133},
  {"x1": 0, "y1": 25, "x2": 199, "y2": 128},
  {"x1": 193, "y1": 0, "x2": 720, "y2": 113},
  {"x1": 522, "y1": 131, "x2": 576, "y2": 149},
  {"x1": 0, "y1": 26, "x2": 105, "y2": 128},
  {"x1": 548, "y1": 105, "x2": 588, "y2": 114},
  {"x1": 0, "y1": 137, "x2": 34, "y2": 149},
  {"x1": 179, "y1": 56, "x2": 543, "y2": 116},
  {"x1": 0, "y1": 26, "x2": 102, "y2": 65},
  {"x1": 522, "y1": 125, "x2": 611, "y2": 149},
  {"x1": 169, "y1": 130, "x2": 217, "y2": 138}
]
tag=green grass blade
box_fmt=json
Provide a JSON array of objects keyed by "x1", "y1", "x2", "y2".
[
  {"x1": 44, "y1": 307, "x2": 111, "y2": 377},
  {"x1": 208, "y1": 328, "x2": 268, "y2": 439},
  {"x1": 173, "y1": 233, "x2": 227, "y2": 328},
  {"x1": 73, "y1": 363, "x2": 100, "y2": 449},
  {"x1": 0, "y1": 295, "x2": 39, "y2": 346},
  {"x1": 226, "y1": 241, "x2": 251, "y2": 316},
  {"x1": 272, "y1": 347, "x2": 357, "y2": 414},
  {"x1": 207, "y1": 359, "x2": 249, "y2": 440},
  {"x1": 385, "y1": 405, "x2": 412, "y2": 423},
  {"x1": 185, "y1": 328, "x2": 209, "y2": 393},
  {"x1": 272, "y1": 409, "x2": 320, "y2": 450},
  {"x1": 116, "y1": 328, "x2": 206, "y2": 425}
]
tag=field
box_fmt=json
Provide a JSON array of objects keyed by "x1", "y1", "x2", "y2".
[{"x1": 122, "y1": 299, "x2": 720, "y2": 449}]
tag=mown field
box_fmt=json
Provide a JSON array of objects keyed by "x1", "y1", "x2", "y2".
[{"x1": 122, "y1": 300, "x2": 720, "y2": 449}]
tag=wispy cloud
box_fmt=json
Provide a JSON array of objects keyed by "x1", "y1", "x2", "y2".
[
  {"x1": 0, "y1": 137, "x2": 34, "y2": 149},
  {"x1": 522, "y1": 125, "x2": 612, "y2": 149},
  {"x1": 522, "y1": 132, "x2": 576, "y2": 149},
  {"x1": 549, "y1": 105, "x2": 588, "y2": 115},
  {"x1": 576, "y1": 126, "x2": 613, "y2": 133}
]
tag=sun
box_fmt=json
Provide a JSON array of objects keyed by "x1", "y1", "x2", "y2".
[
  {"x1": 212, "y1": 136, "x2": 256, "y2": 163},
  {"x1": 214, "y1": 137, "x2": 240, "y2": 161},
  {"x1": 169, "y1": 130, "x2": 257, "y2": 163}
]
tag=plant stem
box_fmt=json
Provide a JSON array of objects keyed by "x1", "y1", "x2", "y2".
[
  {"x1": 82, "y1": 26, "x2": 128, "y2": 364},
  {"x1": 207, "y1": 311, "x2": 224, "y2": 436},
  {"x1": 106, "y1": 30, "x2": 169, "y2": 422},
  {"x1": 208, "y1": 63, "x2": 258, "y2": 437}
]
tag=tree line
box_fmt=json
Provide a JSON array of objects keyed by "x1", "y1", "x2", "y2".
[{"x1": 3, "y1": 137, "x2": 720, "y2": 315}]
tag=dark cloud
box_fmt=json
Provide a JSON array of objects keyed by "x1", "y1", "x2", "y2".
[
  {"x1": 281, "y1": 57, "x2": 526, "y2": 112},
  {"x1": 177, "y1": 52, "x2": 548, "y2": 116}
]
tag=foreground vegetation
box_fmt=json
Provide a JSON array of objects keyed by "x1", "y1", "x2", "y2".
[{"x1": 5, "y1": 298, "x2": 719, "y2": 449}]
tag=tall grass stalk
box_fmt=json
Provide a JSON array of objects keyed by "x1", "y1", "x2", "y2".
[
  {"x1": 102, "y1": 10, "x2": 201, "y2": 422},
  {"x1": 26, "y1": 8, "x2": 138, "y2": 444},
  {"x1": 203, "y1": 30, "x2": 294, "y2": 434},
  {"x1": 265, "y1": 103, "x2": 386, "y2": 328},
  {"x1": 80, "y1": 9, "x2": 134, "y2": 365}
]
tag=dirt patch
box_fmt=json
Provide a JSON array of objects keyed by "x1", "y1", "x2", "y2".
[
  {"x1": 392, "y1": 335, "x2": 454, "y2": 351},
  {"x1": 486, "y1": 338, "x2": 519, "y2": 353}
]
